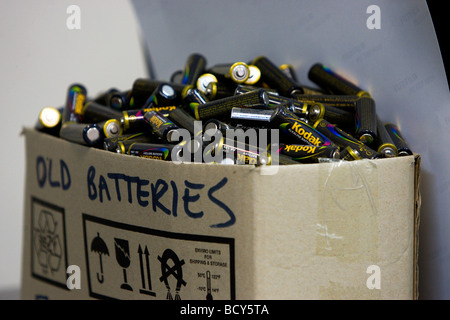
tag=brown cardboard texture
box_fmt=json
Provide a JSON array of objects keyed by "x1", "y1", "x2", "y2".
[{"x1": 20, "y1": 128, "x2": 420, "y2": 299}]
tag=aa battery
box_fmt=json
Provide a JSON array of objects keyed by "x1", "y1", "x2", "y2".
[
  {"x1": 196, "y1": 73, "x2": 218, "y2": 94},
  {"x1": 121, "y1": 107, "x2": 178, "y2": 132},
  {"x1": 279, "y1": 144, "x2": 340, "y2": 163},
  {"x1": 181, "y1": 53, "x2": 207, "y2": 90},
  {"x1": 131, "y1": 78, "x2": 187, "y2": 107},
  {"x1": 183, "y1": 87, "x2": 209, "y2": 109},
  {"x1": 311, "y1": 103, "x2": 355, "y2": 131},
  {"x1": 230, "y1": 107, "x2": 273, "y2": 128},
  {"x1": 213, "y1": 137, "x2": 270, "y2": 165},
  {"x1": 62, "y1": 83, "x2": 87, "y2": 123},
  {"x1": 108, "y1": 90, "x2": 134, "y2": 110},
  {"x1": 202, "y1": 119, "x2": 235, "y2": 141},
  {"x1": 339, "y1": 146, "x2": 363, "y2": 161},
  {"x1": 279, "y1": 64, "x2": 299, "y2": 83},
  {"x1": 270, "y1": 104, "x2": 334, "y2": 147},
  {"x1": 355, "y1": 97, "x2": 377, "y2": 144},
  {"x1": 142, "y1": 83, "x2": 178, "y2": 109},
  {"x1": 313, "y1": 118, "x2": 381, "y2": 159},
  {"x1": 207, "y1": 62, "x2": 250, "y2": 84},
  {"x1": 244, "y1": 65, "x2": 261, "y2": 85},
  {"x1": 35, "y1": 106, "x2": 62, "y2": 136},
  {"x1": 251, "y1": 56, "x2": 304, "y2": 97},
  {"x1": 59, "y1": 122, "x2": 103, "y2": 147},
  {"x1": 292, "y1": 94, "x2": 360, "y2": 110},
  {"x1": 103, "y1": 132, "x2": 155, "y2": 152},
  {"x1": 143, "y1": 110, "x2": 181, "y2": 143},
  {"x1": 235, "y1": 87, "x2": 309, "y2": 120},
  {"x1": 116, "y1": 141, "x2": 186, "y2": 161},
  {"x1": 82, "y1": 101, "x2": 122, "y2": 123},
  {"x1": 205, "y1": 81, "x2": 238, "y2": 100},
  {"x1": 308, "y1": 63, "x2": 371, "y2": 97},
  {"x1": 98, "y1": 119, "x2": 123, "y2": 139},
  {"x1": 384, "y1": 123, "x2": 413, "y2": 156},
  {"x1": 192, "y1": 88, "x2": 269, "y2": 120},
  {"x1": 375, "y1": 117, "x2": 398, "y2": 158},
  {"x1": 234, "y1": 84, "x2": 279, "y2": 96},
  {"x1": 169, "y1": 108, "x2": 202, "y2": 137}
]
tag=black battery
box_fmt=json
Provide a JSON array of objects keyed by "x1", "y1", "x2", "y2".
[
  {"x1": 192, "y1": 88, "x2": 269, "y2": 120},
  {"x1": 270, "y1": 104, "x2": 334, "y2": 147},
  {"x1": 250, "y1": 55, "x2": 304, "y2": 97},
  {"x1": 308, "y1": 63, "x2": 371, "y2": 97},
  {"x1": 384, "y1": 123, "x2": 413, "y2": 156},
  {"x1": 355, "y1": 97, "x2": 377, "y2": 145},
  {"x1": 313, "y1": 118, "x2": 381, "y2": 159}
]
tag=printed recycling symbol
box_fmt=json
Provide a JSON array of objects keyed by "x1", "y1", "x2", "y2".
[{"x1": 33, "y1": 209, "x2": 62, "y2": 274}]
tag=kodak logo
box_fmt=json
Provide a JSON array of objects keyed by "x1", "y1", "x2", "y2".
[
  {"x1": 284, "y1": 145, "x2": 317, "y2": 154},
  {"x1": 290, "y1": 122, "x2": 322, "y2": 146}
]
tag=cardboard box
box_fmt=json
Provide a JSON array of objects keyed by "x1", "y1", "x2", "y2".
[{"x1": 20, "y1": 127, "x2": 421, "y2": 299}]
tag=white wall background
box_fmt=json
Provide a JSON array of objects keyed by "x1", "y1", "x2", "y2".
[
  {"x1": 1, "y1": 0, "x2": 449, "y2": 300},
  {"x1": 0, "y1": 0, "x2": 148, "y2": 298}
]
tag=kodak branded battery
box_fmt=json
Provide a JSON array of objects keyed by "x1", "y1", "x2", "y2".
[
  {"x1": 116, "y1": 141, "x2": 187, "y2": 161},
  {"x1": 143, "y1": 110, "x2": 181, "y2": 143},
  {"x1": 270, "y1": 104, "x2": 334, "y2": 147},
  {"x1": 81, "y1": 101, "x2": 123, "y2": 123},
  {"x1": 313, "y1": 118, "x2": 381, "y2": 159},
  {"x1": 191, "y1": 88, "x2": 269, "y2": 120},
  {"x1": 279, "y1": 144, "x2": 340, "y2": 163},
  {"x1": 60, "y1": 122, "x2": 103, "y2": 147},
  {"x1": 62, "y1": 83, "x2": 87, "y2": 123},
  {"x1": 375, "y1": 117, "x2": 398, "y2": 158},
  {"x1": 181, "y1": 53, "x2": 207, "y2": 90},
  {"x1": 384, "y1": 123, "x2": 413, "y2": 156},
  {"x1": 355, "y1": 96, "x2": 377, "y2": 145},
  {"x1": 251, "y1": 55, "x2": 304, "y2": 97},
  {"x1": 121, "y1": 107, "x2": 178, "y2": 132},
  {"x1": 308, "y1": 63, "x2": 371, "y2": 97}
]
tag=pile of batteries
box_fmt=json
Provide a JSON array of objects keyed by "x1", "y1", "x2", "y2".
[{"x1": 35, "y1": 53, "x2": 413, "y2": 165}]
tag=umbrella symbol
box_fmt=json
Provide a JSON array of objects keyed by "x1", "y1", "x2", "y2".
[{"x1": 90, "y1": 232, "x2": 109, "y2": 283}]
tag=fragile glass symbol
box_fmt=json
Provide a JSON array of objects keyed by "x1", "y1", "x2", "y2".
[{"x1": 114, "y1": 238, "x2": 133, "y2": 291}]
